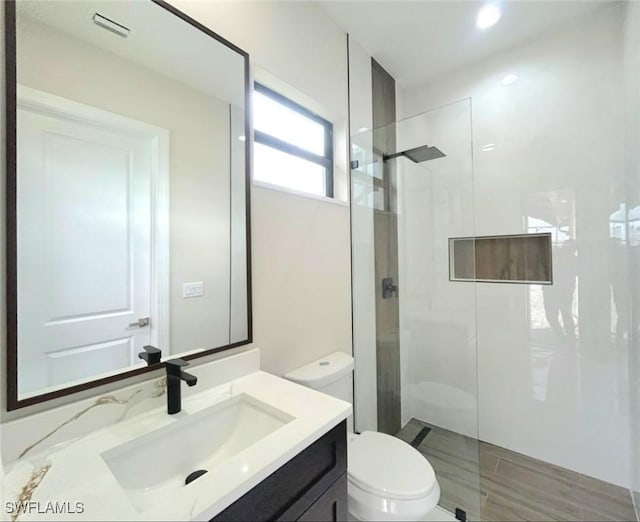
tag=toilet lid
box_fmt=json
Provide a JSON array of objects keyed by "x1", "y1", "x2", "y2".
[{"x1": 348, "y1": 431, "x2": 437, "y2": 501}]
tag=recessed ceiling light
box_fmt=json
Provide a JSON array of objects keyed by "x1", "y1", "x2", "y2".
[
  {"x1": 358, "y1": 127, "x2": 369, "y2": 133},
  {"x1": 501, "y1": 73, "x2": 518, "y2": 86},
  {"x1": 482, "y1": 143, "x2": 496, "y2": 152},
  {"x1": 560, "y1": 199, "x2": 568, "y2": 203},
  {"x1": 476, "y1": 4, "x2": 501, "y2": 29},
  {"x1": 238, "y1": 135, "x2": 246, "y2": 141}
]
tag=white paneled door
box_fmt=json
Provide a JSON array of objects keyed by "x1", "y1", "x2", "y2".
[{"x1": 17, "y1": 88, "x2": 168, "y2": 395}]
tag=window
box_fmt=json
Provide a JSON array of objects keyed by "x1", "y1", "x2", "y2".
[{"x1": 253, "y1": 83, "x2": 333, "y2": 197}]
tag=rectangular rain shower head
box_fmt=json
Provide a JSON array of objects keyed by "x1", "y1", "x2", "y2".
[{"x1": 383, "y1": 144, "x2": 446, "y2": 163}]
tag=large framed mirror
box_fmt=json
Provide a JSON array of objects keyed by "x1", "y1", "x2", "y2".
[{"x1": 5, "y1": 0, "x2": 252, "y2": 410}]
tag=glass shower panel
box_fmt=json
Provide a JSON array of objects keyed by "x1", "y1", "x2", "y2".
[
  {"x1": 351, "y1": 98, "x2": 482, "y2": 519},
  {"x1": 395, "y1": 100, "x2": 480, "y2": 519},
  {"x1": 351, "y1": 128, "x2": 380, "y2": 434},
  {"x1": 351, "y1": 4, "x2": 640, "y2": 519}
]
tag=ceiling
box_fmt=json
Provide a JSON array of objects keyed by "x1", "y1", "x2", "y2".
[{"x1": 316, "y1": 1, "x2": 613, "y2": 89}]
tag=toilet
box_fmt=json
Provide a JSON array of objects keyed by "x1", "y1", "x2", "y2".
[{"x1": 284, "y1": 352, "x2": 441, "y2": 521}]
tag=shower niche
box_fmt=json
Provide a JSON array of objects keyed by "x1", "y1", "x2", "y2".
[{"x1": 449, "y1": 233, "x2": 553, "y2": 284}]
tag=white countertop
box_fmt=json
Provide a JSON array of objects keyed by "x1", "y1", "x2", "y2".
[{"x1": 2, "y1": 370, "x2": 351, "y2": 521}]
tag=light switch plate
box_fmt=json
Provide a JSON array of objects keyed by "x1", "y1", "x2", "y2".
[{"x1": 183, "y1": 281, "x2": 204, "y2": 298}]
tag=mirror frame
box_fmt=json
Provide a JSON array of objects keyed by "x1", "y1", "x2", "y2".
[{"x1": 4, "y1": 0, "x2": 253, "y2": 410}]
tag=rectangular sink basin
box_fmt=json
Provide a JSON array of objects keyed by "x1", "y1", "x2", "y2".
[{"x1": 101, "y1": 394, "x2": 293, "y2": 512}]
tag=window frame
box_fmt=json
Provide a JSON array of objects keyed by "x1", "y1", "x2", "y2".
[{"x1": 253, "y1": 82, "x2": 334, "y2": 198}]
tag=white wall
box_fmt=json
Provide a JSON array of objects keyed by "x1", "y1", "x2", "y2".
[
  {"x1": 400, "y1": 4, "x2": 632, "y2": 487},
  {"x1": 173, "y1": 1, "x2": 353, "y2": 378},
  {"x1": 250, "y1": 186, "x2": 351, "y2": 375},
  {"x1": 230, "y1": 105, "x2": 249, "y2": 344}
]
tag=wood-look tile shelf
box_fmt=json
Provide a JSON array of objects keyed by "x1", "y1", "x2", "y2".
[{"x1": 449, "y1": 233, "x2": 553, "y2": 284}]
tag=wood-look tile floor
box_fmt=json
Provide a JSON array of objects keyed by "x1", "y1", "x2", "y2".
[{"x1": 396, "y1": 419, "x2": 637, "y2": 522}]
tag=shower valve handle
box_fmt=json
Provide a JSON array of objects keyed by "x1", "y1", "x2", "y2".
[{"x1": 382, "y1": 277, "x2": 398, "y2": 299}]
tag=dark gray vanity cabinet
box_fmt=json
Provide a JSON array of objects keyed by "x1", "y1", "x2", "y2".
[
  {"x1": 296, "y1": 474, "x2": 348, "y2": 522},
  {"x1": 211, "y1": 421, "x2": 348, "y2": 522}
]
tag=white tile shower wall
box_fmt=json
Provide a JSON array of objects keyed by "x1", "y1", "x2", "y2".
[
  {"x1": 401, "y1": 4, "x2": 632, "y2": 487},
  {"x1": 623, "y1": 0, "x2": 640, "y2": 514}
]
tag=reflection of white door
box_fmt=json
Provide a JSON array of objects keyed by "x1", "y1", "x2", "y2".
[{"x1": 17, "y1": 87, "x2": 169, "y2": 396}]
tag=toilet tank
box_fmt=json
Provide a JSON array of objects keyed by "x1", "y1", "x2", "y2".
[{"x1": 283, "y1": 352, "x2": 354, "y2": 404}]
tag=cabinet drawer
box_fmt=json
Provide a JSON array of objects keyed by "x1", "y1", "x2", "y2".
[
  {"x1": 212, "y1": 420, "x2": 347, "y2": 522},
  {"x1": 297, "y1": 474, "x2": 348, "y2": 522}
]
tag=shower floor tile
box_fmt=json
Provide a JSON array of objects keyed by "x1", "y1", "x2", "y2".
[{"x1": 396, "y1": 418, "x2": 636, "y2": 522}]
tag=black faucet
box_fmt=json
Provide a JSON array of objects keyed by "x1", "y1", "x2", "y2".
[
  {"x1": 165, "y1": 359, "x2": 198, "y2": 414},
  {"x1": 138, "y1": 345, "x2": 162, "y2": 366}
]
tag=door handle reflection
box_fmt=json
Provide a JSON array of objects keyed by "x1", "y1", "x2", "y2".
[{"x1": 129, "y1": 317, "x2": 150, "y2": 328}]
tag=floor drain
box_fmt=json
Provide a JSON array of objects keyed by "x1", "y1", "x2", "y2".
[{"x1": 409, "y1": 426, "x2": 431, "y2": 448}]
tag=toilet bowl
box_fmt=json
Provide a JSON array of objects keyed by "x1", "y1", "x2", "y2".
[
  {"x1": 348, "y1": 431, "x2": 440, "y2": 521},
  {"x1": 284, "y1": 352, "x2": 441, "y2": 521}
]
